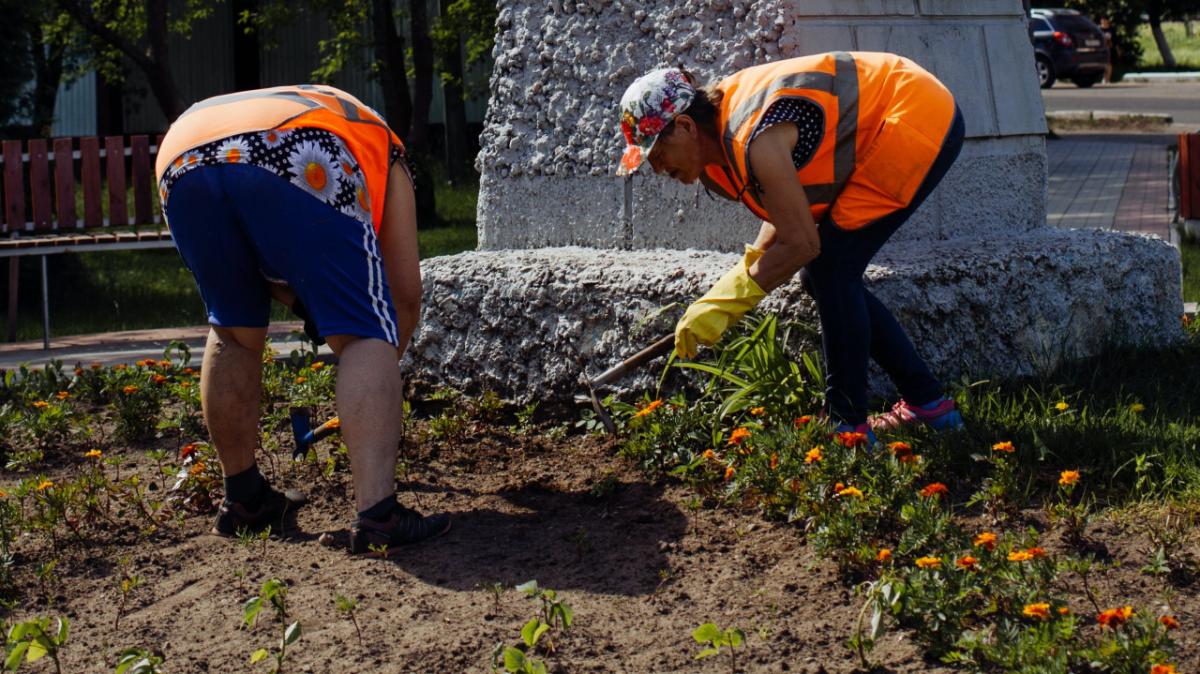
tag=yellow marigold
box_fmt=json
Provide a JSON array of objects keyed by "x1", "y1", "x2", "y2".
[
  {"x1": 805, "y1": 446, "x2": 823, "y2": 464},
  {"x1": 749, "y1": 406, "x2": 765, "y2": 416},
  {"x1": 122, "y1": 385, "x2": 139, "y2": 395},
  {"x1": 1159, "y1": 615, "x2": 1180, "y2": 630},
  {"x1": 992, "y1": 441, "x2": 1015, "y2": 453},
  {"x1": 56, "y1": 391, "x2": 69, "y2": 400},
  {"x1": 294, "y1": 376, "x2": 307, "y2": 384},
  {"x1": 311, "y1": 361, "x2": 325, "y2": 371},
  {"x1": 877, "y1": 549, "x2": 892, "y2": 563},
  {"x1": 1008, "y1": 550, "x2": 1034, "y2": 562},
  {"x1": 974, "y1": 532, "x2": 998, "y2": 550},
  {"x1": 956, "y1": 555, "x2": 979, "y2": 570},
  {"x1": 1130, "y1": 403, "x2": 1145, "y2": 414},
  {"x1": 727, "y1": 427, "x2": 752, "y2": 446},
  {"x1": 1023, "y1": 603, "x2": 1051, "y2": 620},
  {"x1": 1055, "y1": 401, "x2": 1069, "y2": 411},
  {"x1": 32, "y1": 400, "x2": 50, "y2": 409},
  {"x1": 83, "y1": 449, "x2": 103, "y2": 459},
  {"x1": 769, "y1": 453, "x2": 779, "y2": 471},
  {"x1": 633, "y1": 399, "x2": 664, "y2": 418},
  {"x1": 793, "y1": 415, "x2": 812, "y2": 427},
  {"x1": 1059, "y1": 470, "x2": 1080, "y2": 486},
  {"x1": 1097, "y1": 606, "x2": 1134, "y2": 628},
  {"x1": 836, "y1": 431, "x2": 868, "y2": 447},
  {"x1": 724, "y1": 465, "x2": 736, "y2": 481},
  {"x1": 36, "y1": 480, "x2": 54, "y2": 491},
  {"x1": 702, "y1": 449, "x2": 717, "y2": 461},
  {"x1": 918, "y1": 482, "x2": 949, "y2": 499},
  {"x1": 1151, "y1": 665, "x2": 1177, "y2": 674},
  {"x1": 837, "y1": 486, "x2": 864, "y2": 499},
  {"x1": 188, "y1": 461, "x2": 207, "y2": 477},
  {"x1": 915, "y1": 556, "x2": 942, "y2": 569}
]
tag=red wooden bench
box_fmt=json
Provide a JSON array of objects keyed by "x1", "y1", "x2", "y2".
[
  {"x1": 1, "y1": 135, "x2": 173, "y2": 348},
  {"x1": 1181, "y1": 133, "x2": 1200, "y2": 221}
]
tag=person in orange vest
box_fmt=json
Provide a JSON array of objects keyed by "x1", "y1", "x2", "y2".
[
  {"x1": 617, "y1": 53, "x2": 966, "y2": 442},
  {"x1": 156, "y1": 84, "x2": 449, "y2": 553}
]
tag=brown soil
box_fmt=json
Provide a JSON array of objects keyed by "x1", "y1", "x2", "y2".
[{"x1": 6, "y1": 420, "x2": 1200, "y2": 674}]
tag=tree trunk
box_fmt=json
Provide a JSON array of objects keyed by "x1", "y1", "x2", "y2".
[
  {"x1": 407, "y1": 0, "x2": 434, "y2": 153},
  {"x1": 439, "y1": 0, "x2": 469, "y2": 182},
  {"x1": 1148, "y1": 0, "x2": 1178, "y2": 69},
  {"x1": 372, "y1": 0, "x2": 410, "y2": 137}
]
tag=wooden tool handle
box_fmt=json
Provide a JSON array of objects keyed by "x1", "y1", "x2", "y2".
[{"x1": 591, "y1": 334, "x2": 675, "y2": 387}]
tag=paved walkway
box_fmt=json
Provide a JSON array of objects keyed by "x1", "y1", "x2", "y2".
[{"x1": 1045, "y1": 133, "x2": 1175, "y2": 238}]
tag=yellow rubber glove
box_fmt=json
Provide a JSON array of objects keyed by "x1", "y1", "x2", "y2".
[{"x1": 674, "y1": 244, "x2": 767, "y2": 359}]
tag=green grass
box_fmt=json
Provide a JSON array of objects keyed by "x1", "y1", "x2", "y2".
[
  {"x1": 1137, "y1": 20, "x2": 1200, "y2": 69},
  {"x1": 1182, "y1": 238, "x2": 1200, "y2": 303},
  {"x1": 0, "y1": 176, "x2": 478, "y2": 341}
]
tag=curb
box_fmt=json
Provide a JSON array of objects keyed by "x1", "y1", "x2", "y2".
[
  {"x1": 1121, "y1": 72, "x2": 1200, "y2": 82},
  {"x1": 1046, "y1": 110, "x2": 1173, "y2": 124}
]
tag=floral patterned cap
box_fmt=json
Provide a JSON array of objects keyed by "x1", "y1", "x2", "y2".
[{"x1": 617, "y1": 68, "x2": 695, "y2": 176}]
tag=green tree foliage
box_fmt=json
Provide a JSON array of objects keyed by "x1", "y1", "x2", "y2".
[{"x1": 1062, "y1": 0, "x2": 1193, "y2": 71}]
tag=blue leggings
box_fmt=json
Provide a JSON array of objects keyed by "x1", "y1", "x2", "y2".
[{"x1": 801, "y1": 108, "x2": 965, "y2": 425}]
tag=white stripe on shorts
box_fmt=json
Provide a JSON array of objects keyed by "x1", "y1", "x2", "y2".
[{"x1": 360, "y1": 218, "x2": 398, "y2": 345}]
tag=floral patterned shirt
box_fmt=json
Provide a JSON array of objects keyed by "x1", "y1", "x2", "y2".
[{"x1": 159, "y1": 127, "x2": 405, "y2": 229}]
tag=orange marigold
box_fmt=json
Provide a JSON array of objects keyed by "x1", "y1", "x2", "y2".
[
  {"x1": 1008, "y1": 550, "x2": 1034, "y2": 562},
  {"x1": 702, "y1": 449, "x2": 717, "y2": 461},
  {"x1": 837, "y1": 486, "x2": 864, "y2": 499},
  {"x1": 74, "y1": 368, "x2": 84, "y2": 377},
  {"x1": 36, "y1": 479, "x2": 54, "y2": 491},
  {"x1": 899, "y1": 453, "x2": 921, "y2": 465},
  {"x1": 804, "y1": 446, "x2": 823, "y2": 464},
  {"x1": 83, "y1": 449, "x2": 102, "y2": 459},
  {"x1": 974, "y1": 532, "x2": 998, "y2": 550},
  {"x1": 294, "y1": 376, "x2": 307, "y2": 384},
  {"x1": 918, "y1": 482, "x2": 949, "y2": 499},
  {"x1": 633, "y1": 399, "x2": 664, "y2": 418},
  {"x1": 769, "y1": 453, "x2": 779, "y2": 471},
  {"x1": 183, "y1": 367, "x2": 196, "y2": 375},
  {"x1": 877, "y1": 549, "x2": 893, "y2": 563},
  {"x1": 1023, "y1": 603, "x2": 1051, "y2": 620},
  {"x1": 1097, "y1": 606, "x2": 1134, "y2": 628},
  {"x1": 837, "y1": 431, "x2": 869, "y2": 447},
  {"x1": 90, "y1": 362, "x2": 103, "y2": 369},
  {"x1": 188, "y1": 461, "x2": 207, "y2": 477},
  {"x1": 887, "y1": 441, "x2": 912, "y2": 456},
  {"x1": 122, "y1": 385, "x2": 139, "y2": 395},
  {"x1": 151, "y1": 374, "x2": 168, "y2": 385},
  {"x1": 1151, "y1": 665, "x2": 1177, "y2": 674},
  {"x1": 1159, "y1": 615, "x2": 1180, "y2": 630},
  {"x1": 749, "y1": 406, "x2": 765, "y2": 416},
  {"x1": 56, "y1": 391, "x2": 70, "y2": 400},
  {"x1": 915, "y1": 556, "x2": 942, "y2": 569},
  {"x1": 1025, "y1": 546, "x2": 1047, "y2": 559},
  {"x1": 793, "y1": 415, "x2": 812, "y2": 427},
  {"x1": 311, "y1": 361, "x2": 326, "y2": 371},
  {"x1": 1058, "y1": 606, "x2": 1071, "y2": 615},
  {"x1": 32, "y1": 400, "x2": 50, "y2": 409},
  {"x1": 724, "y1": 465, "x2": 736, "y2": 481},
  {"x1": 992, "y1": 441, "x2": 1016, "y2": 453},
  {"x1": 727, "y1": 427, "x2": 752, "y2": 445},
  {"x1": 157, "y1": 359, "x2": 171, "y2": 368},
  {"x1": 1059, "y1": 470, "x2": 1080, "y2": 486},
  {"x1": 956, "y1": 555, "x2": 979, "y2": 570}
]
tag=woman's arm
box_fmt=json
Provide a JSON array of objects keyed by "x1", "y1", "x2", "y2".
[{"x1": 745, "y1": 123, "x2": 821, "y2": 292}]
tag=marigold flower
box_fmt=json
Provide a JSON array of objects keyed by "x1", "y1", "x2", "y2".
[
  {"x1": 1059, "y1": 470, "x2": 1080, "y2": 486},
  {"x1": 1151, "y1": 665, "x2": 1177, "y2": 674},
  {"x1": 56, "y1": 391, "x2": 70, "y2": 400},
  {"x1": 90, "y1": 362, "x2": 103, "y2": 370},
  {"x1": 1008, "y1": 550, "x2": 1034, "y2": 562},
  {"x1": 836, "y1": 431, "x2": 868, "y2": 447},
  {"x1": 877, "y1": 549, "x2": 892, "y2": 563},
  {"x1": 1025, "y1": 546, "x2": 1047, "y2": 559},
  {"x1": 0, "y1": 490, "x2": 6, "y2": 499},
  {"x1": 1055, "y1": 401, "x2": 1069, "y2": 411},
  {"x1": 180, "y1": 443, "x2": 197, "y2": 459},
  {"x1": 702, "y1": 449, "x2": 717, "y2": 461},
  {"x1": 834, "y1": 482, "x2": 845, "y2": 492},
  {"x1": 84, "y1": 449, "x2": 103, "y2": 459},
  {"x1": 992, "y1": 441, "x2": 1015, "y2": 453},
  {"x1": 804, "y1": 446, "x2": 823, "y2": 464},
  {"x1": 724, "y1": 465, "x2": 736, "y2": 481},
  {"x1": 294, "y1": 376, "x2": 307, "y2": 384},
  {"x1": 793, "y1": 415, "x2": 812, "y2": 427},
  {"x1": 74, "y1": 368, "x2": 84, "y2": 377},
  {"x1": 787, "y1": 478, "x2": 801, "y2": 493},
  {"x1": 179, "y1": 381, "x2": 193, "y2": 389},
  {"x1": 837, "y1": 486, "x2": 864, "y2": 499},
  {"x1": 1023, "y1": 603, "x2": 1051, "y2": 620},
  {"x1": 1097, "y1": 606, "x2": 1134, "y2": 628},
  {"x1": 769, "y1": 453, "x2": 779, "y2": 471},
  {"x1": 887, "y1": 441, "x2": 912, "y2": 456},
  {"x1": 749, "y1": 406, "x2": 765, "y2": 416},
  {"x1": 900, "y1": 454, "x2": 922, "y2": 464},
  {"x1": 1130, "y1": 403, "x2": 1145, "y2": 414},
  {"x1": 158, "y1": 359, "x2": 171, "y2": 368},
  {"x1": 1159, "y1": 615, "x2": 1180, "y2": 630},
  {"x1": 1058, "y1": 606, "x2": 1070, "y2": 615},
  {"x1": 915, "y1": 556, "x2": 942, "y2": 569},
  {"x1": 727, "y1": 427, "x2": 751, "y2": 446},
  {"x1": 189, "y1": 461, "x2": 207, "y2": 477},
  {"x1": 974, "y1": 532, "x2": 997, "y2": 550},
  {"x1": 183, "y1": 367, "x2": 196, "y2": 375},
  {"x1": 956, "y1": 555, "x2": 979, "y2": 570},
  {"x1": 152, "y1": 374, "x2": 168, "y2": 385},
  {"x1": 919, "y1": 482, "x2": 949, "y2": 499},
  {"x1": 311, "y1": 361, "x2": 325, "y2": 371},
  {"x1": 113, "y1": 364, "x2": 127, "y2": 371},
  {"x1": 139, "y1": 358, "x2": 156, "y2": 368},
  {"x1": 633, "y1": 399, "x2": 664, "y2": 419},
  {"x1": 32, "y1": 400, "x2": 50, "y2": 409},
  {"x1": 36, "y1": 479, "x2": 54, "y2": 491},
  {"x1": 122, "y1": 385, "x2": 139, "y2": 395}
]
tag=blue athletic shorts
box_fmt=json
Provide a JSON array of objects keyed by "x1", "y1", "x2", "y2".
[{"x1": 164, "y1": 163, "x2": 400, "y2": 345}]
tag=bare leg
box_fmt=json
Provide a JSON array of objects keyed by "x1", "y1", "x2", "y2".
[
  {"x1": 326, "y1": 334, "x2": 402, "y2": 512},
  {"x1": 201, "y1": 326, "x2": 268, "y2": 477}
]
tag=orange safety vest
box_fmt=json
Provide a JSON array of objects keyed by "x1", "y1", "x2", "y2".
[
  {"x1": 156, "y1": 84, "x2": 404, "y2": 234},
  {"x1": 702, "y1": 52, "x2": 955, "y2": 230}
]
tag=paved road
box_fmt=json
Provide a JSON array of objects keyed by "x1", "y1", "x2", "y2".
[{"x1": 1042, "y1": 80, "x2": 1200, "y2": 127}]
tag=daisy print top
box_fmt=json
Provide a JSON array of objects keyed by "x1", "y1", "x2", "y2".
[{"x1": 158, "y1": 127, "x2": 406, "y2": 229}]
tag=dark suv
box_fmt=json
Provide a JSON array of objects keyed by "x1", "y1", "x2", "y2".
[{"x1": 1029, "y1": 8, "x2": 1109, "y2": 88}]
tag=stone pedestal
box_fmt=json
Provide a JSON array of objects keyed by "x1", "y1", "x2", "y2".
[{"x1": 407, "y1": 0, "x2": 1184, "y2": 400}]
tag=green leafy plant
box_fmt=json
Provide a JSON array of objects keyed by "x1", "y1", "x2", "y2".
[
  {"x1": 115, "y1": 647, "x2": 165, "y2": 674},
  {"x1": 4, "y1": 616, "x2": 68, "y2": 674},
  {"x1": 334, "y1": 594, "x2": 363, "y2": 648},
  {"x1": 692, "y1": 622, "x2": 745, "y2": 672}
]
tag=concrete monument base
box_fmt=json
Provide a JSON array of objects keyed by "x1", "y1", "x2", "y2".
[{"x1": 407, "y1": 232, "x2": 1183, "y2": 403}]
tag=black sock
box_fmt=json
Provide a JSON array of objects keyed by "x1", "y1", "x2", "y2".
[
  {"x1": 358, "y1": 496, "x2": 398, "y2": 521},
  {"x1": 224, "y1": 465, "x2": 265, "y2": 507}
]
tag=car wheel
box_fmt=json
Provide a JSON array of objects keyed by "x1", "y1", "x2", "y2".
[
  {"x1": 1036, "y1": 55, "x2": 1056, "y2": 89},
  {"x1": 1072, "y1": 74, "x2": 1101, "y2": 88}
]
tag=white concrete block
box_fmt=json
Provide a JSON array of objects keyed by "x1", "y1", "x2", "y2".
[
  {"x1": 985, "y1": 22, "x2": 1049, "y2": 136},
  {"x1": 787, "y1": 0, "x2": 916, "y2": 16},
  {"x1": 917, "y1": 0, "x2": 1023, "y2": 16}
]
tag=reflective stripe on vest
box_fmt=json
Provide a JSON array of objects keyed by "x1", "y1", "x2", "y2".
[{"x1": 710, "y1": 52, "x2": 955, "y2": 230}]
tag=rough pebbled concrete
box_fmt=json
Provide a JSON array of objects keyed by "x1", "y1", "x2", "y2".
[{"x1": 409, "y1": 235, "x2": 1183, "y2": 402}]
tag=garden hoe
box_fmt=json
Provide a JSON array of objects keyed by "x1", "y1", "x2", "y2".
[
  {"x1": 290, "y1": 408, "x2": 341, "y2": 460},
  {"x1": 575, "y1": 334, "x2": 675, "y2": 436}
]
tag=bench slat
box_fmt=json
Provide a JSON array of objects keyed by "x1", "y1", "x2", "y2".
[
  {"x1": 53, "y1": 138, "x2": 76, "y2": 228},
  {"x1": 3, "y1": 141, "x2": 24, "y2": 233},
  {"x1": 105, "y1": 136, "x2": 127, "y2": 226},
  {"x1": 131, "y1": 135, "x2": 153, "y2": 227},
  {"x1": 29, "y1": 140, "x2": 52, "y2": 231},
  {"x1": 80, "y1": 137, "x2": 103, "y2": 227}
]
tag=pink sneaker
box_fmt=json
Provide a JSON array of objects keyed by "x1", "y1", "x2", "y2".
[{"x1": 870, "y1": 398, "x2": 964, "y2": 432}]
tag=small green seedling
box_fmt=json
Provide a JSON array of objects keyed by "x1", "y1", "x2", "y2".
[
  {"x1": 115, "y1": 647, "x2": 165, "y2": 674},
  {"x1": 693, "y1": 622, "x2": 745, "y2": 673},
  {"x1": 515, "y1": 581, "x2": 573, "y2": 653},
  {"x1": 334, "y1": 594, "x2": 363, "y2": 648},
  {"x1": 497, "y1": 646, "x2": 548, "y2": 674},
  {"x1": 243, "y1": 578, "x2": 289, "y2": 630},
  {"x1": 4, "y1": 616, "x2": 68, "y2": 674},
  {"x1": 249, "y1": 621, "x2": 301, "y2": 674}
]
